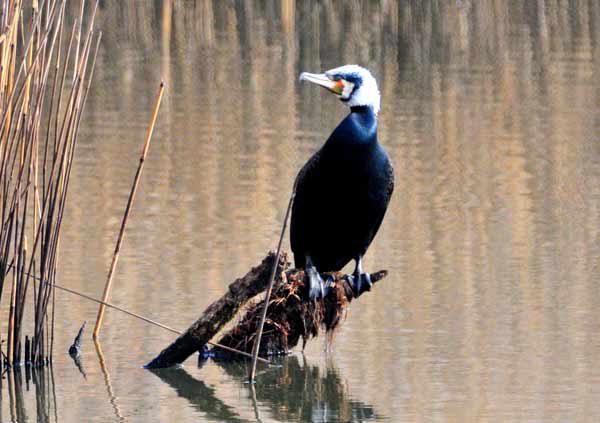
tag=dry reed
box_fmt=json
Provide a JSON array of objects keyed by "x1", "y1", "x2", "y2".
[
  {"x1": 93, "y1": 80, "x2": 165, "y2": 339},
  {"x1": 249, "y1": 189, "x2": 295, "y2": 381},
  {"x1": 0, "y1": 0, "x2": 100, "y2": 367}
]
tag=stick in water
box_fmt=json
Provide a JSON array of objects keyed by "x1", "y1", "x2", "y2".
[
  {"x1": 68, "y1": 321, "x2": 86, "y2": 356},
  {"x1": 248, "y1": 189, "x2": 295, "y2": 382},
  {"x1": 93, "y1": 81, "x2": 165, "y2": 339},
  {"x1": 7, "y1": 261, "x2": 269, "y2": 364}
]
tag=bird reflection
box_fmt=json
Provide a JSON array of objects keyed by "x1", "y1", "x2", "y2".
[{"x1": 150, "y1": 355, "x2": 380, "y2": 422}]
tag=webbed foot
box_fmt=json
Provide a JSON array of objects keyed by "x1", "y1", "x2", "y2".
[
  {"x1": 306, "y1": 265, "x2": 325, "y2": 300},
  {"x1": 305, "y1": 256, "x2": 333, "y2": 300},
  {"x1": 346, "y1": 255, "x2": 372, "y2": 298},
  {"x1": 346, "y1": 272, "x2": 372, "y2": 298}
]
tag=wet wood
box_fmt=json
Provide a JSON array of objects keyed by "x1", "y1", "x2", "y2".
[
  {"x1": 144, "y1": 252, "x2": 290, "y2": 369},
  {"x1": 146, "y1": 251, "x2": 388, "y2": 368},
  {"x1": 214, "y1": 268, "x2": 388, "y2": 357}
]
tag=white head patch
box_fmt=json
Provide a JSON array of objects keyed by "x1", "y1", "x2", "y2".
[{"x1": 325, "y1": 65, "x2": 381, "y2": 115}]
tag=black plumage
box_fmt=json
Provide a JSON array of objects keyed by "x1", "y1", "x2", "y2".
[{"x1": 290, "y1": 105, "x2": 394, "y2": 276}]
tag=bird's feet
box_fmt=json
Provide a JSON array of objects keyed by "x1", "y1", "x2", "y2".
[
  {"x1": 346, "y1": 271, "x2": 372, "y2": 298},
  {"x1": 306, "y1": 265, "x2": 333, "y2": 300}
]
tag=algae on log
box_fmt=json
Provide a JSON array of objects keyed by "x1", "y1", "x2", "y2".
[
  {"x1": 145, "y1": 252, "x2": 387, "y2": 369},
  {"x1": 145, "y1": 253, "x2": 290, "y2": 369}
]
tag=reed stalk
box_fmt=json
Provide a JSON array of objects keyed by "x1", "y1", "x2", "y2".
[
  {"x1": 0, "y1": 0, "x2": 99, "y2": 367},
  {"x1": 7, "y1": 260, "x2": 267, "y2": 363},
  {"x1": 248, "y1": 190, "x2": 295, "y2": 382},
  {"x1": 93, "y1": 80, "x2": 165, "y2": 339}
]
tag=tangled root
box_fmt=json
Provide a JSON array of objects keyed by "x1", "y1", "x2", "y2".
[{"x1": 214, "y1": 269, "x2": 386, "y2": 357}]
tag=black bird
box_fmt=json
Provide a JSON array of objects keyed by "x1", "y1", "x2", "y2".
[{"x1": 292, "y1": 65, "x2": 394, "y2": 300}]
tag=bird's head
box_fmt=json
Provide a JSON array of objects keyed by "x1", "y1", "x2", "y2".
[{"x1": 299, "y1": 65, "x2": 380, "y2": 115}]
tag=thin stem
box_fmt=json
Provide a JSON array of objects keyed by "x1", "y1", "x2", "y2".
[
  {"x1": 93, "y1": 81, "x2": 165, "y2": 339},
  {"x1": 5, "y1": 261, "x2": 267, "y2": 364},
  {"x1": 248, "y1": 188, "x2": 296, "y2": 382}
]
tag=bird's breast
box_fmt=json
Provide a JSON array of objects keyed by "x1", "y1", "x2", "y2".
[{"x1": 318, "y1": 145, "x2": 386, "y2": 199}]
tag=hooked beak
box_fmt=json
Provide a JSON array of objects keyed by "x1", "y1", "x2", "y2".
[{"x1": 299, "y1": 72, "x2": 344, "y2": 95}]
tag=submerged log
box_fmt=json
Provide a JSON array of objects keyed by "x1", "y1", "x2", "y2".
[
  {"x1": 145, "y1": 253, "x2": 290, "y2": 369},
  {"x1": 145, "y1": 252, "x2": 387, "y2": 369}
]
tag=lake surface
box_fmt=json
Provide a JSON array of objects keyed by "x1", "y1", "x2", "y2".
[{"x1": 1, "y1": 1, "x2": 599, "y2": 422}]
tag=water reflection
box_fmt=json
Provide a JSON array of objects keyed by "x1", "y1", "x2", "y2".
[
  {"x1": 94, "y1": 340, "x2": 125, "y2": 422},
  {"x1": 68, "y1": 352, "x2": 88, "y2": 380},
  {"x1": 2, "y1": 366, "x2": 57, "y2": 423},
  {"x1": 5, "y1": 0, "x2": 597, "y2": 421},
  {"x1": 151, "y1": 355, "x2": 379, "y2": 423},
  {"x1": 150, "y1": 367, "x2": 247, "y2": 423}
]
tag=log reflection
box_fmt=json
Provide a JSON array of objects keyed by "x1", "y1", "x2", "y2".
[
  {"x1": 149, "y1": 367, "x2": 247, "y2": 423},
  {"x1": 151, "y1": 355, "x2": 380, "y2": 422},
  {"x1": 225, "y1": 356, "x2": 380, "y2": 422}
]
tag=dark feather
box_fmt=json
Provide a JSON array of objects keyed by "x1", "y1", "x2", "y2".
[{"x1": 291, "y1": 105, "x2": 394, "y2": 271}]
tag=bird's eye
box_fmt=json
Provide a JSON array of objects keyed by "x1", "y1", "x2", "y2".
[{"x1": 332, "y1": 75, "x2": 341, "y2": 81}]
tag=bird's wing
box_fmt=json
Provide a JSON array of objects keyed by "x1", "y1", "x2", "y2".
[
  {"x1": 290, "y1": 149, "x2": 323, "y2": 267},
  {"x1": 379, "y1": 160, "x2": 395, "y2": 225},
  {"x1": 362, "y1": 158, "x2": 395, "y2": 251},
  {"x1": 292, "y1": 148, "x2": 321, "y2": 193},
  {"x1": 384, "y1": 161, "x2": 395, "y2": 206}
]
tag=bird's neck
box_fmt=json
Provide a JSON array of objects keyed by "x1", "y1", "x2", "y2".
[
  {"x1": 323, "y1": 105, "x2": 378, "y2": 156},
  {"x1": 350, "y1": 105, "x2": 375, "y2": 115},
  {"x1": 347, "y1": 105, "x2": 378, "y2": 142}
]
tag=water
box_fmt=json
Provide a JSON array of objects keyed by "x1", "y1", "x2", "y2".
[{"x1": 2, "y1": 1, "x2": 599, "y2": 421}]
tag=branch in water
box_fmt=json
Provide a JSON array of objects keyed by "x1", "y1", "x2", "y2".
[{"x1": 145, "y1": 252, "x2": 388, "y2": 368}]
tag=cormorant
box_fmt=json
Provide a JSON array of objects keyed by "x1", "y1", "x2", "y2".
[{"x1": 292, "y1": 65, "x2": 394, "y2": 300}]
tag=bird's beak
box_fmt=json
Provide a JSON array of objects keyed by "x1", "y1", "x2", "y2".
[{"x1": 299, "y1": 72, "x2": 344, "y2": 95}]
